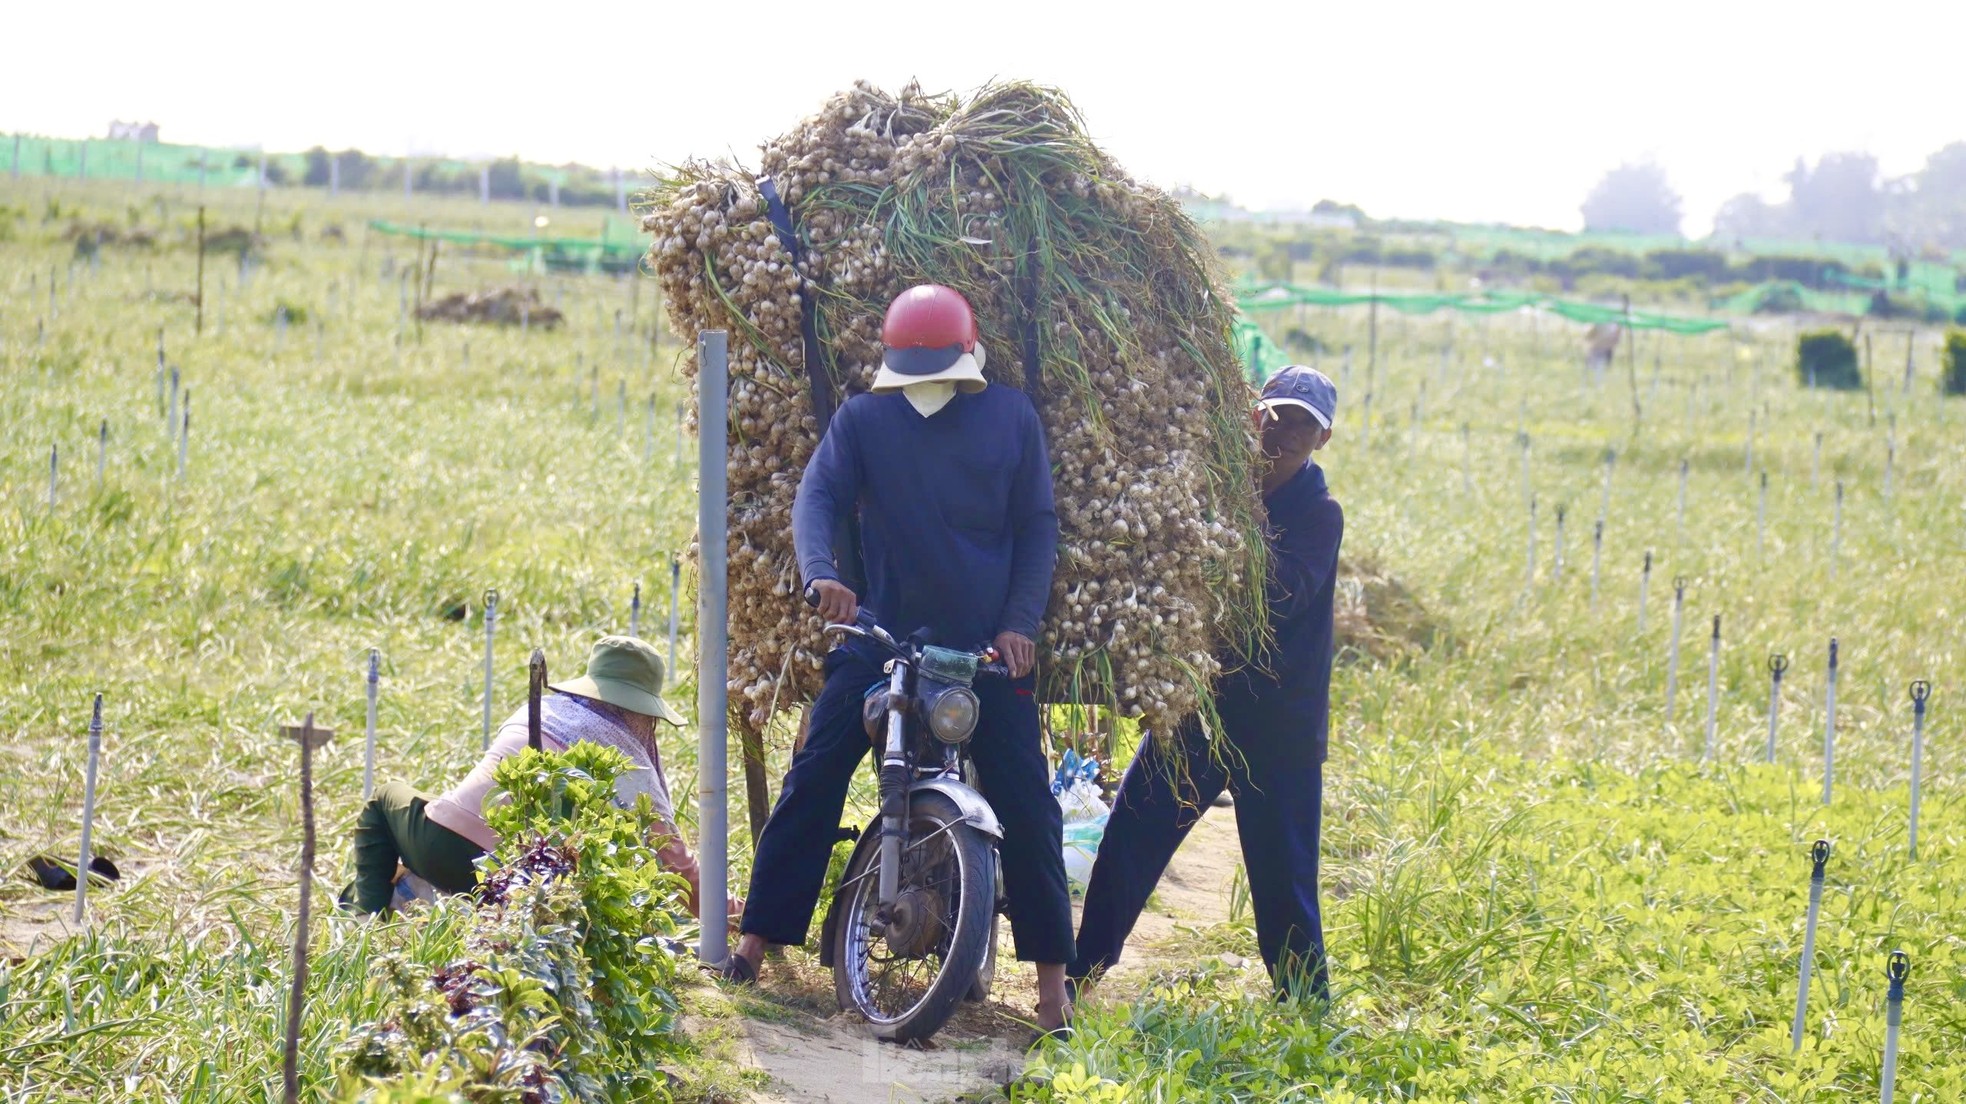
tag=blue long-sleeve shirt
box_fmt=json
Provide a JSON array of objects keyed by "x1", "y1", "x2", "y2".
[
  {"x1": 1218, "y1": 460, "x2": 1344, "y2": 763},
  {"x1": 792, "y1": 387, "x2": 1058, "y2": 649}
]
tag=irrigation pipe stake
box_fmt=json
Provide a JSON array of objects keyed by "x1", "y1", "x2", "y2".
[
  {"x1": 1811, "y1": 431, "x2": 1823, "y2": 490},
  {"x1": 667, "y1": 555, "x2": 681, "y2": 676},
  {"x1": 1675, "y1": 459, "x2": 1689, "y2": 549},
  {"x1": 1589, "y1": 520, "x2": 1604, "y2": 612},
  {"x1": 1830, "y1": 481, "x2": 1844, "y2": 580},
  {"x1": 1703, "y1": 615, "x2": 1722, "y2": 760},
  {"x1": 96, "y1": 420, "x2": 107, "y2": 489},
  {"x1": 73, "y1": 692, "x2": 103, "y2": 923},
  {"x1": 527, "y1": 649, "x2": 547, "y2": 752},
  {"x1": 1823, "y1": 638, "x2": 1840, "y2": 805},
  {"x1": 1638, "y1": 551, "x2": 1653, "y2": 634},
  {"x1": 481, "y1": 589, "x2": 499, "y2": 749},
  {"x1": 48, "y1": 444, "x2": 57, "y2": 510},
  {"x1": 155, "y1": 329, "x2": 166, "y2": 415},
  {"x1": 645, "y1": 394, "x2": 656, "y2": 464},
  {"x1": 1765, "y1": 654, "x2": 1789, "y2": 763},
  {"x1": 1552, "y1": 506, "x2": 1566, "y2": 583},
  {"x1": 1757, "y1": 471, "x2": 1770, "y2": 558},
  {"x1": 1881, "y1": 950, "x2": 1910, "y2": 1104},
  {"x1": 1908, "y1": 681, "x2": 1930, "y2": 859},
  {"x1": 1664, "y1": 577, "x2": 1687, "y2": 722},
  {"x1": 1600, "y1": 448, "x2": 1615, "y2": 520},
  {"x1": 630, "y1": 582, "x2": 642, "y2": 639},
  {"x1": 1523, "y1": 496, "x2": 1538, "y2": 590},
  {"x1": 1460, "y1": 423, "x2": 1472, "y2": 499},
  {"x1": 696, "y1": 329, "x2": 731, "y2": 966},
  {"x1": 363, "y1": 649, "x2": 380, "y2": 801},
  {"x1": 280, "y1": 715, "x2": 332, "y2": 1104},
  {"x1": 674, "y1": 401, "x2": 686, "y2": 466},
  {"x1": 1791, "y1": 838, "x2": 1831, "y2": 1053},
  {"x1": 177, "y1": 391, "x2": 190, "y2": 480}
]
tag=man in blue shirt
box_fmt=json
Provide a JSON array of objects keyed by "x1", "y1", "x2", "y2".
[
  {"x1": 718, "y1": 285, "x2": 1075, "y2": 1035},
  {"x1": 1071, "y1": 364, "x2": 1343, "y2": 1001}
]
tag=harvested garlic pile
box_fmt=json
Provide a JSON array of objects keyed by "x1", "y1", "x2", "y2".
[{"x1": 644, "y1": 81, "x2": 1269, "y2": 742}]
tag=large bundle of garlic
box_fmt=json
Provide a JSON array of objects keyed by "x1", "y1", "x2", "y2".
[{"x1": 644, "y1": 81, "x2": 1267, "y2": 739}]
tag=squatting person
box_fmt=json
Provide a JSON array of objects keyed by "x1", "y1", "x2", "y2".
[
  {"x1": 345, "y1": 635, "x2": 730, "y2": 919},
  {"x1": 714, "y1": 283, "x2": 1075, "y2": 1035},
  {"x1": 1070, "y1": 363, "x2": 1343, "y2": 1000}
]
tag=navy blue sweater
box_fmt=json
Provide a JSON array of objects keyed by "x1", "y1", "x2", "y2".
[
  {"x1": 792, "y1": 387, "x2": 1058, "y2": 649},
  {"x1": 1218, "y1": 460, "x2": 1344, "y2": 764}
]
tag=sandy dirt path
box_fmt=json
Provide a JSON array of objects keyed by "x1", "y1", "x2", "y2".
[{"x1": 722, "y1": 804, "x2": 1245, "y2": 1102}]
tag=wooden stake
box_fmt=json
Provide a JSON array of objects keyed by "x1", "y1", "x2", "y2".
[{"x1": 281, "y1": 714, "x2": 333, "y2": 1104}]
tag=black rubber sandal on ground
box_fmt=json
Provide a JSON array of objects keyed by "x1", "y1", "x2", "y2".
[{"x1": 705, "y1": 954, "x2": 758, "y2": 985}]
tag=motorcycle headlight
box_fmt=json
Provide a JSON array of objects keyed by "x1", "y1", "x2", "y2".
[{"x1": 925, "y1": 684, "x2": 980, "y2": 744}]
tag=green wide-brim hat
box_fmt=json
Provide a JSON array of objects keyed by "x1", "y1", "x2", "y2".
[{"x1": 550, "y1": 634, "x2": 687, "y2": 726}]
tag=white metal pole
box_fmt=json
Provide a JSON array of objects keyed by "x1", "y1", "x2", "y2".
[
  {"x1": 1881, "y1": 951, "x2": 1909, "y2": 1103},
  {"x1": 1823, "y1": 638, "x2": 1839, "y2": 805},
  {"x1": 73, "y1": 693, "x2": 103, "y2": 923},
  {"x1": 364, "y1": 649, "x2": 380, "y2": 801},
  {"x1": 697, "y1": 330, "x2": 730, "y2": 964},
  {"x1": 482, "y1": 589, "x2": 498, "y2": 749},
  {"x1": 1665, "y1": 578, "x2": 1687, "y2": 722},
  {"x1": 1791, "y1": 839, "x2": 1830, "y2": 1051},
  {"x1": 1908, "y1": 682, "x2": 1930, "y2": 859},
  {"x1": 1703, "y1": 615, "x2": 1721, "y2": 760},
  {"x1": 1765, "y1": 655, "x2": 1788, "y2": 763}
]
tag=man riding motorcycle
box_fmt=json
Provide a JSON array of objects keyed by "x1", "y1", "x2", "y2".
[{"x1": 714, "y1": 284, "x2": 1074, "y2": 1036}]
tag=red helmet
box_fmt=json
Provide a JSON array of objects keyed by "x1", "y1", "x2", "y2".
[{"x1": 881, "y1": 284, "x2": 978, "y2": 379}]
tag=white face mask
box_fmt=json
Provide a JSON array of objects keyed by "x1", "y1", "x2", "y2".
[{"x1": 903, "y1": 381, "x2": 958, "y2": 418}]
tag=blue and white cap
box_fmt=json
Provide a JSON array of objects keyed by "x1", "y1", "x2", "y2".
[{"x1": 1259, "y1": 364, "x2": 1337, "y2": 428}]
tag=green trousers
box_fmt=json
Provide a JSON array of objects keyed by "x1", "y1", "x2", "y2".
[{"x1": 351, "y1": 781, "x2": 485, "y2": 914}]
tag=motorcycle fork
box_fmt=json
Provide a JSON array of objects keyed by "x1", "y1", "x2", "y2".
[{"x1": 877, "y1": 662, "x2": 910, "y2": 906}]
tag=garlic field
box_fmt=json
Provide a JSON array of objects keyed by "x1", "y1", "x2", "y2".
[{"x1": 2, "y1": 176, "x2": 1963, "y2": 1102}]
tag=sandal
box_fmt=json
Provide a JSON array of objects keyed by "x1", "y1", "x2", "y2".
[{"x1": 703, "y1": 952, "x2": 759, "y2": 985}]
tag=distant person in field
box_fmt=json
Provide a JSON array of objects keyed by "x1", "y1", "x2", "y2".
[
  {"x1": 1071, "y1": 364, "x2": 1343, "y2": 1001},
  {"x1": 1585, "y1": 322, "x2": 1623, "y2": 379},
  {"x1": 715, "y1": 283, "x2": 1076, "y2": 1036},
  {"x1": 344, "y1": 635, "x2": 733, "y2": 919}
]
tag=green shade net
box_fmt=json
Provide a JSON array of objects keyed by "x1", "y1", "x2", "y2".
[{"x1": 1236, "y1": 282, "x2": 1731, "y2": 336}]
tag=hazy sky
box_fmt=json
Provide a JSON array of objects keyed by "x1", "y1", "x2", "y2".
[{"x1": 7, "y1": 0, "x2": 1964, "y2": 236}]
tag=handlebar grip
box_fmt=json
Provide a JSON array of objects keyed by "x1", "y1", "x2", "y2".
[
  {"x1": 976, "y1": 662, "x2": 1011, "y2": 679},
  {"x1": 803, "y1": 584, "x2": 821, "y2": 609}
]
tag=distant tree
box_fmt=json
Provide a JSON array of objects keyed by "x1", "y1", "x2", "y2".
[
  {"x1": 1784, "y1": 152, "x2": 1884, "y2": 243},
  {"x1": 486, "y1": 157, "x2": 527, "y2": 200},
  {"x1": 1712, "y1": 193, "x2": 1787, "y2": 243},
  {"x1": 1312, "y1": 198, "x2": 1367, "y2": 221},
  {"x1": 1909, "y1": 142, "x2": 1966, "y2": 249},
  {"x1": 333, "y1": 149, "x2": 377, "y2": 190},
  {"x1": 1580, "y1": 162, "x2": 1683, "y2": 235},
  {"x1": 302, "y1": 147, "x2": 331, "y2": 187}
]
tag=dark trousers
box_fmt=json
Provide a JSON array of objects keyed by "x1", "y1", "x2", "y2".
[
  {"x1": 350, "y1": 781, "x2": 486, "y2": 914},
  {"x1": 740, "y1": 649, "x2": 1074, "y2": 963},
  {"x1": 1072, "y1": 713, "x2": 1328, "y2": 999}
]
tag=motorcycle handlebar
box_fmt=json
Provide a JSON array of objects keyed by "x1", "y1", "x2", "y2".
[{"x1": 806, "y1": 584, "x2": 1007, "y2": 673}]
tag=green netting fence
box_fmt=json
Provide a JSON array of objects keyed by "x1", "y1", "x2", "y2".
[
  {"x1": 1236, "y1": 282, "x2": 1732, "y2": 336},
  {"x1": 5, "y1": 134, "x2": 600, "y2": 194},
  {"x1": 366, "y1": 219, "x2": 644, "y2": 275}
]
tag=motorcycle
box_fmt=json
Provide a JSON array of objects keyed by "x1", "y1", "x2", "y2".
[{"x1": 809, "y1": 594, "x2": 1009, "y2": 1043}]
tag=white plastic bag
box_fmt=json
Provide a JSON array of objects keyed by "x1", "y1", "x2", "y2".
[{"x1": 1053, "y1": 750, "x2": 1109, "y2": 894}]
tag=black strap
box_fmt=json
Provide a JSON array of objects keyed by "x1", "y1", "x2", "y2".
[
  {"x1": 758, "y1": 175, "x2": 863, "y2": 594},
  {"x1": 758, "y1": 176, "x2": 835, "y2": 429},
  {"x1": 1018, "y1": 245, "x2": 1044, "y2": 418}
]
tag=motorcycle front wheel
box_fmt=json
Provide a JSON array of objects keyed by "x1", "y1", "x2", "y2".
[{"x1": 830, "y1": 790, "x2": 996, "y2": 1043}]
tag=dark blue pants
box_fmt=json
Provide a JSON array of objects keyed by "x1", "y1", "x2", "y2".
[
  {"x1": 739, "y1": 649, "x2": 1074, "y2": 963},
  {"x1": 1071, "y1": 713, "x2": 1328, "y2": 999}
]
